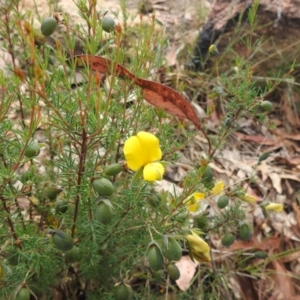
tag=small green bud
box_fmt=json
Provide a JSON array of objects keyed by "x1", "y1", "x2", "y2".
[
  {"x1": 44, "y1": 186, "x2": 62, "y2": 201},
  {"x1": 92, "y1": 177, "x2": 115, "y2": 196},
  {"x1": 55, "y1": 199, "x2": 68, "y2": 214},
  {"x1": 254, "y1": 251, "x2": 268, "y2": 259},
  {"x1": 24, "y1": 140, "x2": 40, "y2": 158},
  {"x1": 221, "y1": 233, "x2": 235, "y2": 247},
  {"x1": 146, "y1": 242, "x2": 164, "y2": 271},
  {"x1": 258, "y1": 152, "x2": 270, "y2": 163},
  {"x1": 101, "y1": 16, "x2": 115, "y2": 33},
  {"x1": 114, "y1": 282, "x2": 132, "y2": 300},
  {"x1": 167, "y1": 263, "x2": 180, "y2": 281},
  {"x1": 201, "y1": 165, "x2": 213, "y2": 183},
  {"x1": 238, "y1": 223, "x2": 252, "y2": 241},
  {"x1": 15, "y1": 288, "x2": 30, "y2": 300},
  {"x1": 41, "y1": 17, "x2": 58, "y2": 36},
  {"x1": 261, "y1": 100, "x2": 273, "y2": 112},
  {"x1": 96, "y1": 200, "x2": 113, "y2": 225},
  {"x1": 217, "y1": 195, "x2": 229, "y2": 209},
  {"x1": 153, "y1": 270, "x2": 165, "y2": 282},
  {"x1": 104, "y1": 163, "x2": 123, "y2": 176},
  {"x1": 163, "y1": 237, "x2": 182, "y2": 262},
  {"x1": 65, "y1": 246, "x2": 80, "y2": 262},
  {"x1": 52, "y1": 230, "x2": 74, "y2": 252}
]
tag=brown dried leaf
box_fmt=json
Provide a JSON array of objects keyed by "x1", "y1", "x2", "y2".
[{"x1": 73, "y1": 55, "x2": 202, "y2": 130}]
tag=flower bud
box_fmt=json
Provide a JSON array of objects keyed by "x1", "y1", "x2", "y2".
[
  {"x1": 146, "y1": 242, "x2": 164, "y2": 271},
  {"x1": 55, "y1": 199, "x2": 68, "y2": 214},
  {"x1": 65, "y1": 246, "x2": 80, "y2": 262},
  {"x1": 261, "y1": 100, "x2": 273, "y2": 112},
  {"x1": 92, "y1": 178, "x2": 115, "y2": 196},
  {"x1": 217, "y1": 195, "x2": 229, "y2": 209},
  {"x1": 221, "y1": 233, "x2": 235, "y2": 247},
  {"x1": 104, "y1": 163, "x2": 123, "y2": 176},
  {"x1": 101, "y1": 16, "x2": 115, "y2": 33},
  {"x1": 153, "y1": 270, "x2": 165, "y2": 282},
  {"x1": 44, "y1": 186, "x2": 62, "y2": 201},
  {"x1": 238, "y1": 223, "x2": 252, "y2": 241},
  {"x1": 15, "y1": 288, "x2": 30, "y2": 300},
  {"x1": 96, "y1": 200, "x2": 113, "y2": 225},
  {"x1": 52, "y1": 230, "x2": 74, "y2": 252},
  {"x1": 24, "y1": 140, "x2": 40, "y2": 158},
  {"x1": 167, "y1": 263, "x2": 180, "y2": 281},
  {"x1": 114, "y1": 282, "x2": 132, "y2": 300},
  {"x1": 254, "y1": 251, "x2": 268, "y2": 259},
  {"x1": 163, "y1": 237, "x2": 182, "y2": 262},
  {"x1": 41, "y1": 17, "x2": 58, "y2": 36}
]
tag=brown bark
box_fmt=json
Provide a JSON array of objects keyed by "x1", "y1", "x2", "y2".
[{"x1": 190, "y1": 0, "x2": 300, "y2": 77}]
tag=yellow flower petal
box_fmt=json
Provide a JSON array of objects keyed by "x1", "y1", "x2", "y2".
[
  {"x1": 240, "y1": 193, "x2": 258, "y2": 204},
  {"x1": 143, "y1": 162, "x2": 164, "y2": 182},
  {"x1": 184, "y1": 231, "x2": 210, "y2": 253},
  {"x1": 184, "y1": 192, "x2": 206, "y2": 212},
  {"x1": 265, "y1": 203, "x2": 283, "y2": 212},
  {"x1": 192, "y1": 250, "x2": 211, "y2": 263},
  {"x1": 123, "y1": 132, "x2": 162, "y2": 171},
  {"x1": 210, "y1": 181, "x2": 225, "y2": 195}
]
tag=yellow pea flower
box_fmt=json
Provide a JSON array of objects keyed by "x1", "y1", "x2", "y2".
[
  {"x1": 265, "y1": 203, "x2": 283, "y2": 212},
  {"x1": 123, "y1": 131, "x2": 164, "y2": 182},
  {"x1": 183, "y1": 192, "x2": 206, "y2": 212},
  {"x1": 210, "y1": 181, "x2": 225, "y2": 195},
  {"x1": 240, "y1": 193, "x2": 258, "y2": 204},
  {"x1": 185, "y1": 230, "x2": 211, "y2": 262}
]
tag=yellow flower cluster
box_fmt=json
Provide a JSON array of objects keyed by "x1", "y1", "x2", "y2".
[{"x1": 123, "y1": 131, "x2": 164, "y2": 182}]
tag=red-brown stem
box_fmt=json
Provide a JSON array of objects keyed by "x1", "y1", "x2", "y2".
[
  {"x1": 71, "y1": 128, "x2": 88, "y2": 237},
  {"x1": 1, "y1": 196, "x2": 21, "y2": 249}
]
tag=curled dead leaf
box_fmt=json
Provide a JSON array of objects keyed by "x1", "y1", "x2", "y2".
[{"x1": 72, "y1": 55, "x2": 202, "y2": 130}]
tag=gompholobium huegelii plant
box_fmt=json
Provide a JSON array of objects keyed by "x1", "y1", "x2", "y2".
[{"x1": 0, "y1": 0, "x2": 285, "y2": 299}]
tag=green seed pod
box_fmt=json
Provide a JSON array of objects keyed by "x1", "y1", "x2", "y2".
[
  {"x1": 92, "y1": 177, "x2": 115, "y2": 196},
  {"x1": 254, "y1": 251, "x2": 268, "y2": 259},
  {"x1": 153, "y1": 270, "x2": 165, "y2": 282},
  {"x1": 238, "y1": 223, "x2": 252, "y2": 241},
  {"x1": 65, "y1": 246, "x2": 80, "y2": 262},
  {"x1": 96, "y1": 200, "x2": 113, "y2": 225},
  {"x1": 261, "y1": 100, "x2": 273, "y2": 112},
  {"x1": 221, "y1": 233, "x2": 235, "y2": 247},
  {"x1": 24, "y1": 140, "x2": 40, "y2": 158},
  {"x1": 52, "y1": 230, "x2": 74, "y2": 252},
  {"x1": 146, "y1": 242, "x2": 164, "y2": 271},
  {"x1": 15, "y1": 288, "x2": 30, "y2": 300},
  {"x1": 101, "y1": 16, "x2": 115, "y2": 33},
  {"x1": 41, "y1": 17, "x2": 58, "y2": 36},
  {"x1": 7, "y1": 248, "x2": 20, "y2": 266},
  {"x1": 167, "y1": 263, "x2": 180, "y2": 281},
  {"x1": 217, "y1": 195, "x2": 229, "y2": 209},
  {"x1": 20, "y1": 167, "x2": 35, "y2": 182},
  {"x1": 55, "y1": 199, "x2": 68, "y2": 214},
  {"x1": 114, "y1": 282, "x2": 132, "y2": 300},
  {"x1": 258, "y1": 152, "x2": 270, "y2": 163},
  {"x1": 44, "y1": 186, "x2": 62, "y2": 201},
  {"x1": 163, "y1": 237, "x2": 182, "y2": 262},
  {"x1": 104, "y1": 163, "x2": 123, "y2": 176},
  {"x1": 201, "y1": 165, "x2": 213, "y2": 182}
]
